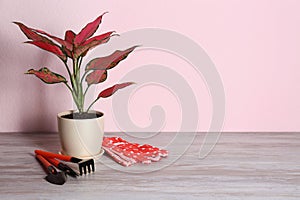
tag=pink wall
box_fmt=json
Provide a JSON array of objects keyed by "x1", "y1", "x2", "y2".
[{"x1": 1, "y1": 0, "x2": 300, "y2": 132}]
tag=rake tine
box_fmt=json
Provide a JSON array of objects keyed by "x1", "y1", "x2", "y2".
[
  {"x1": 92, "y1": 163, "x2": 95, "y2": 172},
  {"x1": 79, "y1": 166, "x2": 83, "y2": 176},
  {"x1": 88, "y1": 164, "x2": 91, "y2": 173},
  {"x1": 78, "y1": 159, "x2": 95, "y2": 175}
]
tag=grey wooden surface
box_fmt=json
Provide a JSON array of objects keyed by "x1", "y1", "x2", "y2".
[{"x1": 0, "y1": 132, "x2": 299, "y2": 200}]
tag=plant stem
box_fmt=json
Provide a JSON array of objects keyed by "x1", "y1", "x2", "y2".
[
  {"x1": 64, "y1": 82, "x2": 73, "y2": 93},
  {"x1": 80, "y1": 70, "x2": 89, "y2": 85},
  {"x1": 86, "y1": 98, "x2": 99, "y2": 113},
  {"x1": 73, "y1": 57, "x2": 77, "y2": 76},
  {"x1": 78, "y1": 56, "x2": 83, "y2": 69},
  {"x1": 64, "y1": 81, "x2": 81, "y2": 111},
  {"x1": 83, "y1": 84, "x2": 91, "y2": 97},
  {"x1": 63, "y1": 61, "x2": 72, "y2": 80},
  {"x1": 72, "y1": 92, "x2": 81, "y2": 111},
  {"x1": 72, "y1": 58, "x2": 85, "y2": 113}
]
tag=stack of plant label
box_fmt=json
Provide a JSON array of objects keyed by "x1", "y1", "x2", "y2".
[{"x1": 102, "y1": 137, "x2": 168, "y2": 167}]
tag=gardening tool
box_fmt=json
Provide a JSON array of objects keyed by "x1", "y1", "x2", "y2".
[
  {"x1": 45, "y1": 157, "x2": 78, "y2": 177},
  {"x1": 36, "y1": 154, "x2": 67, "y2": 185},
  {"x1": 35, "y1": 150, "x2": 95, "y2": 175}
]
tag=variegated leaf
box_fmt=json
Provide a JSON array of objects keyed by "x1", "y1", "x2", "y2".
[
  {"x1": 64, "y1": 30, "x2": 76, "y2": 51},
  {"x1": 97, "y1": 82, "x2": 135, "y2": 98},
  {"x1": 74, "y1": 32, "x2": 113, "y2": 58},
  {"x1": 74, "y1": 12, "x2": 108, "y2": 45},
  {"x1": 26, "y1": 67, "x2": 67, "y2": 84},
  {"x1": 14, "y1": 22, "x2": 48, "y2": 42},
  {"x1": 85, "y1": 46, "x2": 138, "y2": 71},
  {"x1": 33, "y1": 29, "x2": 72, "y2": 50},
  {"x1": 26, "y1": 41, "x2": 67, "y2": 61},
  {"x1": 85, "y1": 70, "x2": 107, "y2": 85},
  {"x1": 14, "y1": 22, "x2": 67, "y2": 61}
]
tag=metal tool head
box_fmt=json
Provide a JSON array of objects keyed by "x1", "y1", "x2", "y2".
[
  {"x1": 58, "y1": 163, "x2": 78, "y2": 177},
  {"x1": 45, "y1": 166, "x2": 67, "y2": 185},
  {"x1": 79, "y1": 159, "x2": 95, "y2": 175}
]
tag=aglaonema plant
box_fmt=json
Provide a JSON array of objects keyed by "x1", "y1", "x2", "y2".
[{"x1": 14, "y1": 13, "x2": 137, "y2": 115}]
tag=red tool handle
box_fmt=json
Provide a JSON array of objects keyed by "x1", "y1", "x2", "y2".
[
  {"x1": 35, "y1": 150, "x2": 72, "y2": 162},
  {"x1": 36, "y1": 154, "x2": 56, "y2": 174},
  {"x1": 45, "y1": 157, "x2": 60, "y2": 167},
  {"x1": 36, "y1": 154, "x2": 52, "y2": 168}
]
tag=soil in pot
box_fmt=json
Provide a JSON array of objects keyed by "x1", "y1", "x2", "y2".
[{"x1": 62, "y1": 112, "x2": 103, "y2": 120}]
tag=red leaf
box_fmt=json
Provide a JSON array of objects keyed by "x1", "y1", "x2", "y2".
[
  {"x1": 74, "y1": 32, "x2": 113, "y2": 58},
  {"x1": 98, "y1": 82, "x2": 135, "y2": 98},
  {"x1": 64, "y1": 30, "x2": 76, "y2": 51},
  {"x1": 14, "y1": 22, "x2": 52, "y2": 43},
  {"x1": 74, "y1": 12, "x2": 108, "y2": 46},
  {"x1": 82, "y1": 31, "x2": 115, "y2": 46},
  {"x1": 63, "y1": 47, "x2": 73, "y2": 58},
  {"x1": 15, "y1": 22, "x2": 67, "y2": 61},
  {"x1": 63, "y1": 30, "x2": 76, "y2": 58},
  {"x1": 14, "y1": 22, "x2": 44, "y2": 41},
  {"x1": 26, "y1": 67, "x2": 66, "y2": 84},
  {"x1": 34, "y1": 29, "x2": 72, "y2": 50},
  {"x1": 86, "y1": 46, "x2": 138, "y2": 71},
  {"x1": 26, "y1": 41, "x2": 67, "y2": 61},
  {"x1": 65, "y1": 30, "x2": 76, "y2": 43},
  {"x1": 85, "y1": 70, "x2": 107, "y2": 85}
]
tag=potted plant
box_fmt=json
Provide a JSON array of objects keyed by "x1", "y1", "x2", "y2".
[{"x1": 14, "y1": 13, "x2": 137, "y2": 159}]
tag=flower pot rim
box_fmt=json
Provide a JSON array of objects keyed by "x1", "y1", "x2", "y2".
[{"x1": 57, "y1": 110, "x2": 104, "y2": 121}]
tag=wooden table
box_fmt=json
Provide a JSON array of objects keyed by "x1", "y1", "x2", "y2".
[{"x1": 0, "y1": 132, "x2": 299, "y2": 200}]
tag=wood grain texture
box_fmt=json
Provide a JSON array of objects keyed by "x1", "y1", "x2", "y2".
[{"x1": 0, "y1": 132, "x2": 299, "y2": 200}]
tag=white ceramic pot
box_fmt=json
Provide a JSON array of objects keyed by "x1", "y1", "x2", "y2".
[{"x1": 57, "y1": 110, "x2": 104, "y2": 159}]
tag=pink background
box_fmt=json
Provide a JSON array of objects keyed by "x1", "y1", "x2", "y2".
[{"x1": 1, "y1": 0, "x2": 300, "y2": 132}]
